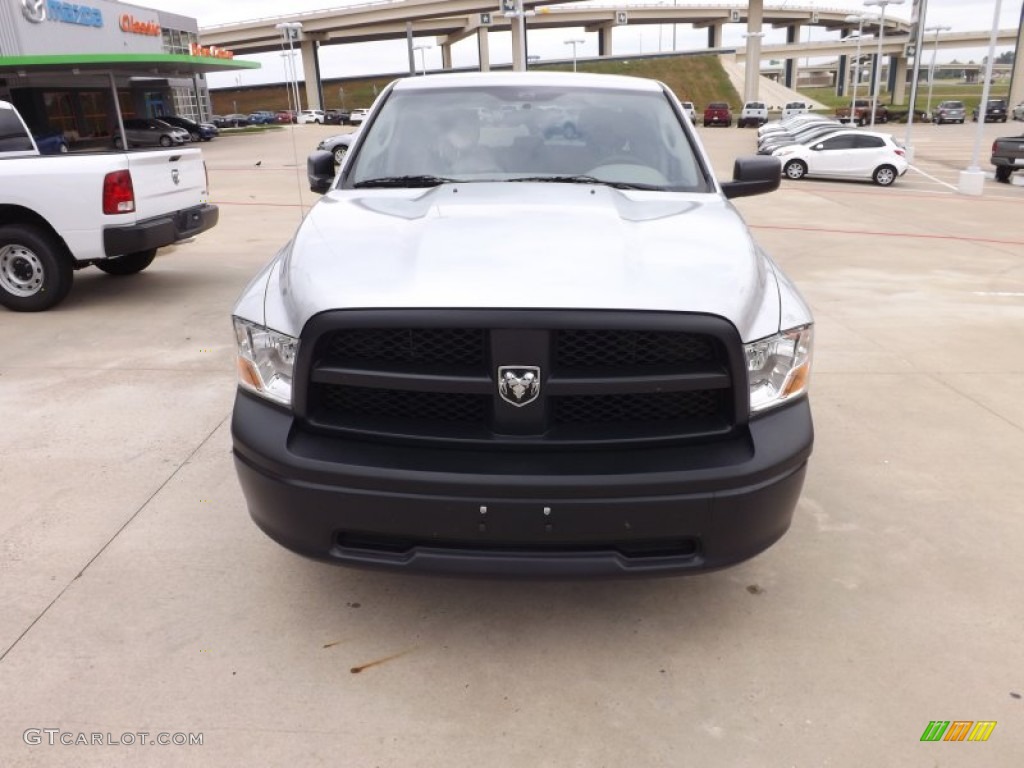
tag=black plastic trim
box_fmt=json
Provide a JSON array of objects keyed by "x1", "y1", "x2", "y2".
[
  {"x1": 231, "y1": 389, "x2": 813, "y2": 577},
  {"x1": 102, "y1": 204, "x2": 218, "y2": 256}
]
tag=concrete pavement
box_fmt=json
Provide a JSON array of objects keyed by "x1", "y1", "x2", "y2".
[{"x1": 1, "y1": 121, "x2": 1022, "y2": 766}]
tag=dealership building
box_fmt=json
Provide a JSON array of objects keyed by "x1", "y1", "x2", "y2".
[{"x1": 0, "y1": 0, "x2": 255, "y2": 147}]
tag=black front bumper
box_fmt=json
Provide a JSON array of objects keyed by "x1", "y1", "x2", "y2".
[
  {"x1": 103, "y1": 204, "x2": 218, "y2": 257},
  {"x1": 232, "y1": 392, "x2": 813, "y2": 578}
]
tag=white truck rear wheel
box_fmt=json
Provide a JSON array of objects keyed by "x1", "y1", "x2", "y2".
[{"x1": 0, "y1": 225, "x2": 73, "y2": 312}]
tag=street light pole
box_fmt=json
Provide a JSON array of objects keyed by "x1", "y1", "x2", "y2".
[
  {"x1": 564, "y1": 38, "x2": 584, "y2": 72},
  {"x1": 959, "y1": 0, "x2": 1004, "y2": 195},
  {"x1": 413, "y1": 44, "x2": 432, "y2": 76},
  {"x1": 925, "y1": 25, "x2": 951, "y2": 117},
  {"x1": 863, "y1": 0, "x2": 904, "y2": 128},
  {"x1": 902, "y1": 0, "x2": 932, "y2": 162},
  {"x1": 275, "y1": 22, "x2": 303, "y2": 115},
  {"x1": 844, "y1": 15, "x2": 867, "y2": 124}
]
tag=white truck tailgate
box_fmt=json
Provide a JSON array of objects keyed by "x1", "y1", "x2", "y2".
[{"x1": 126, "y1": 148, "x2": 208, "y2": 221}]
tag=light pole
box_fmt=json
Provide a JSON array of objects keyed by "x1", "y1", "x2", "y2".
[
  {"x1": 275, "y1": 22, "x2": 303, "y2": 115},
  {"x1": 502, "y1": 0, "x2": 536, "y2": 72},
  {"x1": 413, "y1": 44, "x2": 432, "y2": 76},
  {"x1": 564, "y1": 38, "x2": 584, "y2": 72},
  {"x1": 843, "y1": 15, "x2": 868, "y2": 124},
  {"x1": 863, "y1": 0, "x2": 904, "y2": 128},
  {"x1": 959, "y1": 0, "x2": 1004, "y2": 195},
  {"x1": 925, "y1": 25, "x2": 951, "y2": 117}
]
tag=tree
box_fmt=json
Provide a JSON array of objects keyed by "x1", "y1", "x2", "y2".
[{"x1": 995, "y1": 51, "x2": 1014, "y2": 65}]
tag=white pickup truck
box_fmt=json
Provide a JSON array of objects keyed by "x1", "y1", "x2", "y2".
[{"x1": 0, "y1": 100, "x2": 218, "y2": 311}]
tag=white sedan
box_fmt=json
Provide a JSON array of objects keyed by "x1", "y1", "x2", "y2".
[
  {"x1": 297, "y1": 110, "x2": 325, "y2": 125},
  {"x1": 773, "y1": 130, "x2": 908, "y2": 186}
]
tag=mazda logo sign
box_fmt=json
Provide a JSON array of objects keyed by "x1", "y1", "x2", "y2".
[{"x1": 22, "y1": 0, "x2": 46, "y2": 23}]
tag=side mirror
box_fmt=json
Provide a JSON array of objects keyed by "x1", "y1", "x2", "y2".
[
  {"x1": 307, "y1": 150, "x2": 335, "y2": 194},
  {"x1": 812, "y1": 144, "x2": 824, "y2": 151},
  {"x1": 721, "y1": 155, "x2": 780, "y2": 199}
]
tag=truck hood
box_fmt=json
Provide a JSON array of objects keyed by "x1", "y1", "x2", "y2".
[{"x1": 269, "y1": 183, "x2": 780, "y2": 341}]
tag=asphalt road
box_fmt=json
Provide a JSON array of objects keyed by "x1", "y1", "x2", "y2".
[{"x1": 1, "y1": 120, "x2": 1022, "y2": 766}]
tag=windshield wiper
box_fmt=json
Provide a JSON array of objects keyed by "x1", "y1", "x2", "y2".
[
  {"x1": 507, "y1": 175, "x2": 662, "y2": 191},
  {"x1": 353, "y1": 175, "x2": 458, "y2": 188}
]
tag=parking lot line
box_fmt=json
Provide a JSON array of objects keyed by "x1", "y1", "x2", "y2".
[
  {"x1": 750, "y1": 223, "x2": 1024, "y2": 247},
  {"x1": 907, "y1": 165, "x2": 960, "y2": 191}
]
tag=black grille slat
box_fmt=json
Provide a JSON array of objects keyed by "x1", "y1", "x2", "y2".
[
  {"x1": 555, "y1": 329, "x2": 716, "y2": 370},
  {"x1": 323, "y1": 328, "x2": 486, "y2": 368},
  {"x1": 317, "y1": 385, "x2": 488, "y2": 424},
  {"x1": 553, "y1": 390, "x2": 722, "y2": 425},
  {"x1": 302, "y1": 317, "x2": 740, "y2": 447}
]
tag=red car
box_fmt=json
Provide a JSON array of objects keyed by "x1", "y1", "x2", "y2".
[
  {"x1": 703, "y1": 102, "x2": 732, "y2": 127},
  {"x1": 275, "y1": 110, "x2": 296, "y2": 124}
]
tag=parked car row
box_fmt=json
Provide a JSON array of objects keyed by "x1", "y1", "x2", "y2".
[
  {"x1": 211, "y1": 109, "x2": 365, "y2": 127},
  {"x1": 113, "y1": 117, "x2": 219, "y2": 149},
  {"x1": 700, "y1": 101, "x2": 811, "y2": 128},
  {"x1": 756, "y1": 113, "x2": 907, "y2": 186}
]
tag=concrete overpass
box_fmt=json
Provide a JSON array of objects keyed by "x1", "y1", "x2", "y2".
[{"x1": 199, "y1": 2, "x2": 1022, "y2": 110}]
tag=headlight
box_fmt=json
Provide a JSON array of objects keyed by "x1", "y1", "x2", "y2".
[
  {"x1": 745, "y1": 325, "x2": 813, "y2": 414},
  {"x1": 233, "y1": 317, "x2": 298, "y2": 407},
  {"x1": 774, "y1": 146, "x2": 797, "y2": 156}
]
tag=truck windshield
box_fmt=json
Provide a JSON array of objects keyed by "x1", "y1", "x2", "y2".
[{"x1": 346, "y1": 85, "x2": 710, "y2": 193}]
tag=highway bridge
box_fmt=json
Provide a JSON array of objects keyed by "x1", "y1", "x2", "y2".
[{"x1": 199, "y1": 1, "x2": 1023, "y2": 110}]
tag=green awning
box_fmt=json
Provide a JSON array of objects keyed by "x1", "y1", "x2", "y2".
[{"x1": 0, "y1": 53, "x2": 260, "y2": 77}]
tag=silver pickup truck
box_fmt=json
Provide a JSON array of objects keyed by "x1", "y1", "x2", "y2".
[
  {"x1": 231, "y1": 72, "x2": 814, "y2": 578},
  {"x1": 991, "y1": 133, "x2": 1024, "y2": 183},
  {"x1": 0, "y1": 100, "x2": 217, "y2": 311}
]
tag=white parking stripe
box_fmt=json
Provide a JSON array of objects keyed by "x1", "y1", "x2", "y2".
[{"x1": 908, "y1": 165, "x2": 959, "y2": 190}]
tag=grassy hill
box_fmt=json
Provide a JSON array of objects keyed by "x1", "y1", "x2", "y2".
[{"x1": 210, "y1": 55, "x2": 740, "y2": 115}]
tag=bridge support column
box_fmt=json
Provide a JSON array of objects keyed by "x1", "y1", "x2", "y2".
[
  {"x1": 836, "y1": 30, "x2": 848, "y2": 97},
  {"x1": 598, "y1": 24, "x2": 613, "y2": 57},
  {"x1": 707, "y1": 23, "x2": 722, "y2": 49},
  {"x1": 441, "y1": 42, "x2": 453, "y2": 70},
  {"x1": 890, "y1": 55, "x2": 907, "y2": 104},
  {"x1": 784, "y1": 25, "x2": 800, "y2": 89},
  {"x1": 869, "y1": 53, "x2": 880, "y2": 101},
  {"x1": 743, "y1": 0, "x2": 764, "y2": 102},
  {"x1": 1009, "y1": 3, "x2": 1024, "y2": 108},
  {"x1": 511, "y1": 19, "x2": 525, "y2": 70},
  {"x1": 300, "y1": 38, "x2": 323, "y2": 111},
  {"x1": 477, "y1": 27, "x2": 490, "y2": 72}
]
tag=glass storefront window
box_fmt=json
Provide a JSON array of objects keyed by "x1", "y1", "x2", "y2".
[{"x1": 79, "y1": 91, "x2": 112, "y2": 138}]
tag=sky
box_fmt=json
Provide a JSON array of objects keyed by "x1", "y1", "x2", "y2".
[{"x1": 136, "y1": 0, "x2": 1023, "y2": 88}]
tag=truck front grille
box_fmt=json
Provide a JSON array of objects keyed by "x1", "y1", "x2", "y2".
[
  {"x1": 319, "y1": 385, "x2": 489, "y2": 424},
  {"x1": 324, "y1": 327, "x2": 486, "y2": 367},
  {"x1": 298, "y1": 311, "x2": 746, "y2": 448},
  {"x1": 552, "y1": 390, "x2": 723, "y2": 425},
  {"x1": 555, "y1": 329, "x2": 716, "y2": 369}
]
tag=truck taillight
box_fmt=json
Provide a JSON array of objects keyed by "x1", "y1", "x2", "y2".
[{"x1": 102, "y1": 170, "x2": 135, "y2": 215}]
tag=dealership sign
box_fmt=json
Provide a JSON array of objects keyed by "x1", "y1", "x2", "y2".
[
  {"x1": 119, "y1": 13, "x2": 160, "y2": 36},
  {"x1": 21, "y1": 0, "x2": 104, "y2": 27},
  {"x1": 189, "y1": 42, "x2": 234, "y2": 60}
]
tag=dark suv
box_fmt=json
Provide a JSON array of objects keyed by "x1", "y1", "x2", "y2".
[
  {"x1": 325, "y1": 109, "x2": 350, "y2": 125},
  {"x1": 973, "y1": 99, "x2": 1008, "y2": 123}
]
